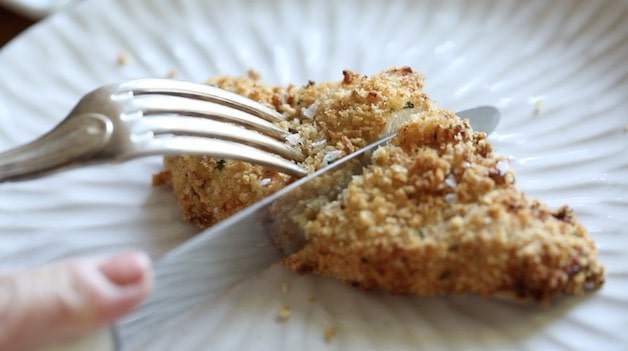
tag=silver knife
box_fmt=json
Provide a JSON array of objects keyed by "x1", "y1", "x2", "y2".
[{"x1": 117, "y1": 106, "x2": 500, "y2": 350}]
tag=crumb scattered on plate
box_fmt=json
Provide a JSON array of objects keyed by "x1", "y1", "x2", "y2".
[
  {"x1": 534, "y1": 98, "x2": 543, "y2": 115},
  {"x1": 116, "y1": 50, "x2": 132, "y2": 66},
  {"x1": 324, "y1": 326, "x2": 337, "y2": 343},
  {"x1": 277, "y1": 304, "x2": 291, "y2": 321},
  {"x1": 166, "y1": 68, "x2": 178, "y2": 78}
]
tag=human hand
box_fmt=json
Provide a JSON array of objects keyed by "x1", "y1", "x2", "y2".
[{"x1": 0, "y1": 251, "x2": 153, "y2": 351}]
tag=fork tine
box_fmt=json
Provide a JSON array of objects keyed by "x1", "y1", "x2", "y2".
[
  {"x1": 126, "y1": 95, "x2": 291, "y2": 140},
  {"x1": 119, "y1": 79, "x2": 285, "y2": 124},
  {"x1": 135, "y1": 136, "x2": 309, "y2": 178},
  {"x1": 134, "y1": 116, "x2": 305, "y2": 162},
  {"x1": 1, "y1": 78, "x2": 309, "y2": 182}
]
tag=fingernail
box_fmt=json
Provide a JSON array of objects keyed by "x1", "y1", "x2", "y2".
[
  {"x1": 97, "y1": 251, "x2": 153, "y2": 322},
  {"x1": 99, "y1": 251, "x2": 152, "y2": 287}
]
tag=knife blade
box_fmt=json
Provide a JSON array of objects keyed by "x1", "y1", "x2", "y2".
[{"x1": 117, "y1": 106, "x2": 500, "y2": 349}]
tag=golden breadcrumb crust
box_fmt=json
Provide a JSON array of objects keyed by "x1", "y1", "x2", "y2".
[
  {"x1": 154, "y1": 67, "x2": 429, "y2": 226},
  {"x1": 154, "y1": 68, "x2": 604, "y2": 302},
  {"x1": 285, "y1": 112, "x2": 604, "y2": 302}
]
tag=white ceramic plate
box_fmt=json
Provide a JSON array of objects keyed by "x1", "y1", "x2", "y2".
[
  {"x1": 0, "y1": 0, "x2": 626, "y2": 350},
  {"x1": 0, "y1": 0, "x2": 72, "y2": 18}
]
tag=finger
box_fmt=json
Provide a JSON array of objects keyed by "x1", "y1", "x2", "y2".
[{"x1": 0, "y1": 251, "x2": 153, "y2": 351}]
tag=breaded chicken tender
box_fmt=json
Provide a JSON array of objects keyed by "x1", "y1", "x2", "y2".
[
  {"x1": 154, "y1": 67, "x2": 604, "y2": 303},
  {"x1": 154, "y1": 67, "x2": 429, "y2": 227},
  {"x1": 285, "y1": 112, "x2": 604, "y2": 302}
]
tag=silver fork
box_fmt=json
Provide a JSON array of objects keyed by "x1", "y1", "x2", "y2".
[{"x1": 0, "y1": 79, "x2": 310, "y2": 182}]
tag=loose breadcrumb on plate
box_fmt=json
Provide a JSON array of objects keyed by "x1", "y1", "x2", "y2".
[
  {"x1": 325, "y1": 326, "x2": 337, "y2": 343},
  {"x1": 277, "y1": 305, "x2": 291, "y2": 321},
  {"x1": 534, "y1": 98, "x2": 543, "y2": 115},
  {"x1": 116, "y1": 50, "x2": 132, "y2": 66}
]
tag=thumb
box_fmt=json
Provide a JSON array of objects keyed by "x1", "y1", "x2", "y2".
[{"x1": 0, "y1": 251, "x2": 153, "y2": 351}]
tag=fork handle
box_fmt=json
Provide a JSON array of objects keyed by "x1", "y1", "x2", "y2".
[{"x1": 0, "y1": 113, "x2": 113, "y2": 182}]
